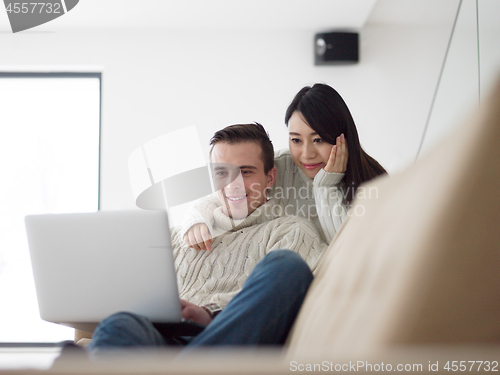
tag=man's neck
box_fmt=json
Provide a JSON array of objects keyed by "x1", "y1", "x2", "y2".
[{"x1": 212, "y1": 199, "x2": 278, "y2": 235}]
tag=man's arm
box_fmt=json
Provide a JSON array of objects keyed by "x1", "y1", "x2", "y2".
[{"x1": 180, "y1": 299, "x2": 213, "y2": 326}]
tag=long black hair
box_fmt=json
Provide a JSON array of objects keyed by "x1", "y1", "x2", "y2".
[{"x1": 285, "y1": 83, "x2": 386, "y2": 204}]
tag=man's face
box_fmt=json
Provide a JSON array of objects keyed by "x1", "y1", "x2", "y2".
[{"x1": 211, "y1": 141, "x2": 276, "y2": 220}]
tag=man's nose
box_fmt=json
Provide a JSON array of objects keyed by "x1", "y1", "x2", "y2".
[{"x1": 226, "y1": 173, "x2": 243, "y2": 190}]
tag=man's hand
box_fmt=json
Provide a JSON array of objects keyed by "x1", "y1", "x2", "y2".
[
  {"x1": 180, "y1": 299, "x2": 213, "y2": 326},
  {"x1": 183, "y1": 223, "x2": 213, "y2": 251},
  {"x1": 324, "y1": 133, "x2": 348, "y2": 174}
]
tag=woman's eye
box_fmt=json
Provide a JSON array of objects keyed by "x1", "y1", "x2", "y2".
[
  {"x1": 313, "y1": 138, "x2": 323, "y2": 143},
  {"x1": 290, "y1": 138, "x2": 301, "y2": 144}
]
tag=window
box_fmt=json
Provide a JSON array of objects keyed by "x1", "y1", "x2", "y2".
[{"x1": 0, "y1": 73, "x2": 101, "y2": 343}]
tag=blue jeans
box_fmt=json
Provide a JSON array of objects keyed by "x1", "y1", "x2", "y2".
[{"x1": 87, "y1": 249, "x2": 313, "y2": 354}]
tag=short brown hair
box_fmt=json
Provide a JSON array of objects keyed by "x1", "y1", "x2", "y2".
[{"x1": 209, "y1": 123, "x2": 274, "y2": 174}]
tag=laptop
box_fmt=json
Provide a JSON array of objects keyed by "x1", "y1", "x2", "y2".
[{"x1": 25, "y1": 210, "x2": 203, "y2": 334}]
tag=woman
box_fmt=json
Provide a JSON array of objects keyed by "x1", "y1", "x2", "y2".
[
  {"x1": 285, "y1": 83, "x2": 386, "y2": 206},
  {"x1": 183, "y1": 83, "x2": 386, "y2": 248}
]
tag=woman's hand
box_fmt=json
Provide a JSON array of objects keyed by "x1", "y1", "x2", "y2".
[
  {"x1": 324, "y1": 133, "x2": 348, "y2": 173},
  {"x1": 183, "y1": 223, "x2": 213, "y2": 251},
  {"x1": 180, "y1": 299, "x2": 212, "y2": 326}
]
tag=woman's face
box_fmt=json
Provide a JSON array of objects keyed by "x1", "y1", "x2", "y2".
[{"x1": 288, "y1": 111, "x2": 334, "y2": 179}]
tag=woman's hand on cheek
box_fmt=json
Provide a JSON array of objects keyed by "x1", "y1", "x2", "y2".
[{"x1": 324, "y1": 134, "x2": 348, "y2": 174}]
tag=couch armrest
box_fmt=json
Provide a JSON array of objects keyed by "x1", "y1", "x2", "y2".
[{"x1": 75, "y1": 329, "x2": 93, "y2": 343}]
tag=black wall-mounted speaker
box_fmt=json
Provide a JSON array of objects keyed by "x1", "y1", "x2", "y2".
[{"x1": 314, "y1": 32, "x2": 359, "y2": 65}]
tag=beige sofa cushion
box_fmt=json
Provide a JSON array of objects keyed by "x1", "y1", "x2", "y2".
[{"x1": 287, "y1": 78, "x2": 500, "y2": 356}]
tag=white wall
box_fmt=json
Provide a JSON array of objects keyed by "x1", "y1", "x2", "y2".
[
  {"x1": 1, "y1": 1, "x2": 498, "y2": 226},
  {"x1": 420, "y1": 0, "x2": 500, "y2": 155}
]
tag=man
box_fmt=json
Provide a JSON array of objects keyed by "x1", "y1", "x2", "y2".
[{"x1": 87, "y1": 123, "x2": 326, "y2": 352}]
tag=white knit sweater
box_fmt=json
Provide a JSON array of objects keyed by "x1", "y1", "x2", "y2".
[
  {"x1": 181, "y1": 149, "x2": 347, "y2": 244},
  {"x1": 171, "y1": 199, "x2": 327, "y2": 308}
]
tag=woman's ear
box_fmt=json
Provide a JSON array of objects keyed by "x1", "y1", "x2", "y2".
[{"x1": 267, "y1": 167, "x2": 277, "y2": 189}]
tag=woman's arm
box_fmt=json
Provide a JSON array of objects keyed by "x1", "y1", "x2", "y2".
[
  {"x1": 181, "y1": 193, "x2": 221, "y2": 250},
  {"x1": 313, "y1": 134, "x2": 349, "y2": 244},
  {"x1": 313, "y1": 170, "x2": 347, "y2": 244}
]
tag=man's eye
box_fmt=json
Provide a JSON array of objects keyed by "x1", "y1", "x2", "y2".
[{"x1": 215, "y1": 171, "x2": 228, "y2": 177}]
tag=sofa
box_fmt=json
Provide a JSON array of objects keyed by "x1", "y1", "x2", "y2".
[{"x1": 7, "y1": 78, "x2": 500, "y2": 374}]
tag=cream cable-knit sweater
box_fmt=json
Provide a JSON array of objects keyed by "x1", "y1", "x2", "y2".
[
  {"x1": 181, "y1": 149, "x2": 347, "y2": 244},
  {"x1": 171, "y1": 199, "x2": 327, "y2": 308}
]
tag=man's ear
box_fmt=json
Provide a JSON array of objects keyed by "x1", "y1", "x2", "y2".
[{"x1": 266, "y1": 167, "x2": 277, "y2": 189}]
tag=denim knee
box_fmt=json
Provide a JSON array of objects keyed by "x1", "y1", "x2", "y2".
[
  {"x1": 88, "y1": 311, "x2": 165, "y2": 351},
  {"x1": 99, "y1": 311, "x2": 147, "y2": 330},
  {"x1": 263, "y1": 249, "x2": 303, "y2": 264},
  {"x1": 259, "y1": 249, "x2": 313, "y2": 284}
]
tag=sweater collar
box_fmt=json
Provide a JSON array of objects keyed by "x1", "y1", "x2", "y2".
[
  {"x1": 282, "y1": 149, "x2": 312, "y2": 185},
  {"x1": 212, "y1": 199, "x2": 281, "y2": 235},
  {"x1": 297, "y1": 165, "x2": 314, "y2": 185}
]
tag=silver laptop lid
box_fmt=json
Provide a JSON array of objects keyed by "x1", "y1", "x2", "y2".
[{"x1": 25, "y1": 210, "x2": 182, "y2": 332}]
